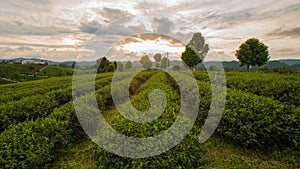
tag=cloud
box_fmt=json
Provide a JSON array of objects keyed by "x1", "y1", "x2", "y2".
[
  {"x1": 153, "y1": 17, "x2": 174, "y2": 34},
  {"x1": 0, "y1": 0, "x2": 300, "y2": 61},
  {"x1": 266, "y1": 27, "x2": 300, "y2": 37},
  {"x1": 271, "y1": 48, "x2": 300, "y2": 56},
  {"x1": 79, "y1": 20, "x2": 103, "y2": 34},
  {"x1": 98, "y1": 7, "x2": 131, "y2": 21}
]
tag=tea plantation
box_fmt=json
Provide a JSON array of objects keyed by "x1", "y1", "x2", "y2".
[{"x1": 0, "y1": 70, "x2": 299, "y2": 168}]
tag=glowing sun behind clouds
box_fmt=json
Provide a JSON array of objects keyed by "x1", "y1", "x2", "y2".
[{"x1": 111, "y1": 33, "x2": 186, "y2": 61}]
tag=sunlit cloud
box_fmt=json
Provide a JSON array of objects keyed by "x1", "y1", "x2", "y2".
[{"x1": 0, "y1": 0, "x2": 299, "y2": 61}]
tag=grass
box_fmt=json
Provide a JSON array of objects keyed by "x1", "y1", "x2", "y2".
[
  {"x1": 0, "y1": 78, "x2": 14, "y2": 84},
  {"x1": 204, "y1": 137, "x2": 299, "y2": 169},
  {"x1": 50, "y1": 139, "x2": 98, "y2": 169}
]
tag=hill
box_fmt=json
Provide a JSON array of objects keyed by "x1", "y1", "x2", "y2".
[
  {"x1": 0, "y1": 64, "x2": 74, "y2": 83},
  {"x1": 0, "y1": 64, "x2": 45, "y2": 81},
  {"x1": 277, "y1": 59, "x2": 300, "y2": 66},
  {"x1": 37, "y1": 66, "x2": 73, "y2": 76}
]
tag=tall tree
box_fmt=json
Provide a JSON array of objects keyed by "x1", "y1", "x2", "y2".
[
  {"x1": 154, "y1": 53, "x2": 162, "y2": 62},
  {"x1": 188, "y1": 32, "x2": 209, "y2": 57},
  {"x1": 140, "y1": 55, "x2": 150, "y2": 65},
  {"x1": 140, "y1": 54, "x2": 152, "y2": 70},
  {"x1": 160, "y1": 57, "x2": 169, "y2": 69},
  {"x1": 236, "y1": 38, "x2": 270, "y2": 71},
  {"x1": 96, "y1": 57, "x2": 115, "y2": 73},
  {"x1": 181, "y1": 32, "x2": 208, "y2": 69},
  {"x1": 181, "y1": 46, "x2": 201, "y2": 69},
  {"x1": 97, "y1": 57, "x2": 109, "y2": 69},
  {"x1": 143, "y1": 60, "x2": 152, "y2": 70}
]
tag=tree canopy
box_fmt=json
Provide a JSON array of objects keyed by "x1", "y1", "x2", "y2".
[
  {"x1": 96, "y1": 57, "x2": 116, "y2": 73},
  {"x1": 140, "y1": 55, "x2": 150, "y2": 65},
  {"x1": 160, "y1": 57, "x2": 169, "y2": 69},
  {"x1": 181, "y1": 32, "x2": 208, "y2": 69},
  {"x1": 154, "y1": 53, "x2": 162, "y2": 62},
  {"x1": 187, "y1": 32, "x2": 209, "y2": 57},
  {"x1": 140, "y1": 55, "x2": 152, "y2": 70},
  {"x1": 236, "y1": 38, "x2": 270, "y2": 71},
  {"x1": 181, "y1": 46, "x2": 202, "y2": 69}
]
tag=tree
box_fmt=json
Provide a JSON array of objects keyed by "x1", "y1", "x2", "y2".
[
  {"x1": 96, "y1": 57, "x2": 116, "y2": 73},
  {"x1": 71, "y1": 62, "x2": 76, "y2": 69},
  {"x1": 188, "y1": 32, "x2": 209, "y2": 57},
  {"x1": 125, "y1": 61, "x2": 132, "y2": 69},
  {"x1": 154, "y1": 53, "x2": 162, "y2": 62},
  {"x1": 59, "y1": 63, "x2": 68, "y2": 68},
  {"x1": 117, "y1": 62, "x2": 124, "y2": 72},
  {"x1": 140, "y1": 55, "x2": 150, "y2": 65},
  {"x1": 113, "y1": 61, "x2": 117, "y2": 71},
  {"x1": 143, "y1": 60, "x2": 152, "y2": 70},
  {"x1": 236, "y1": 38, "x2": 270, "y2": 71},
  {"x1": 97, "y1": 57, "x2": 109, "y2": 73},
  {"x1": 106, "y1": 64, "x2": 115, "y2": 72},
  {"x1": 181, "y1": 32, "x2": 208, "y2": 69},
  {"x1": 160, "y1": 57, "x2": 169, "y2": 69},
  {"x1": 181, "y1": 46, "x2": 202, "y2": 69},
  {"x1": 140, "y1": 54, "x2": 152, "y2": 70},
  {"x1": 155, "y1": 62, "x2": 160, "y2": 68}
]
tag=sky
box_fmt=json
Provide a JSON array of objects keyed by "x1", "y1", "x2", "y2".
[{"x1": 0, "y1": 0, "x2": 299, "y2": 62}]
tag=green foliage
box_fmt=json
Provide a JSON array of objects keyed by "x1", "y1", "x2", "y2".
[
  {"x1": 153, "y1": 53, "x2": 162, "y2": 62},
  {"x1": 143, "y1": 60, "x2": 152, "y2": 70},
  {"x1": 37, "y1": 66, "x2": 73, "y2": 76},
  {"x1": 0, "y1": 76, "x2": 71, "y2": 103},
  {"x1": 0, "y1": 102, "x2": 81, "y2": 168},
  {"x1": 193, "y1": 71, "x2": 300, "y2": 106},
  {"x1": 225, "y1": 72, "x2": 300, "y2": 106},
  {"x1": 125, "y1": 61, "x2": 132, "y2": 70},
  {"x1": 219, "y1": 90, "x2": 300, "y2": 149},
  {"x1": 0, "y1": 64, "x2": 44, "y2": 81},
  {"x1": 187, "y1": 32, "x2": 209, "y2": 57},
  {"x1": 0, "y1": 75, "x2": 113, "y2": 133},
  {"x1": 0, "y1": 75, "x2": 114, "y2": 168},
  {"x1": 181, "y1": 46, "x2": 202, "y2": 69},
  {"x1": 97, "y1": 57, "x2": 116, "y2": 73},
  {"x1": 0, "y1": 78, "x2": 13, "y2": 85},
  {"x1": 194, "y1": 79, "x2": 299, "y2": 150},
  {"x1": 208, "y1": 64, "x2": 219, "y2": 71},
  {"x1": 98, "y1": 71, "x2": 209, "y2": 168},
  {"x1": 160, "y1": 57, "x2": 169, "y2": 69},
  {"x1": 236, "y1": 38, "x2": 270, "y2": 71},
  {"x1": 139, "y1": 54, "x2": 150, "y2": 65},
  {"x1": 117, "y1": 62, "x2": 124, "y2": 72},
  {"x1": 181, "y1": 32, "x2": 209, "y2": 69},
  {"x1": 140, "y1": 55, "x2": 152, "y2": 70},
  {"x1": 0, "y1": 69, "x2": 298, "y2": 168}
]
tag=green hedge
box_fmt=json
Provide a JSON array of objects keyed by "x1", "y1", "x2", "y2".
[
  {"x1": 195, "y1": 80, "x2": 299, "y2": 150},
  {"x1": 0, "y1": 102, "x2": 79, "y2": 168},
  {"x1": 193, "y1": 71, "x2": 300, "y2": 106},
  {"x1": 220, "y1": 90, "x2": 300, "y2": 149},
  {"x1": 0, "y1": 76, "x2": 113, "y2": 133},
  {"x1": 97, "y1": 71, "x2": 209, "y2": 168}
]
